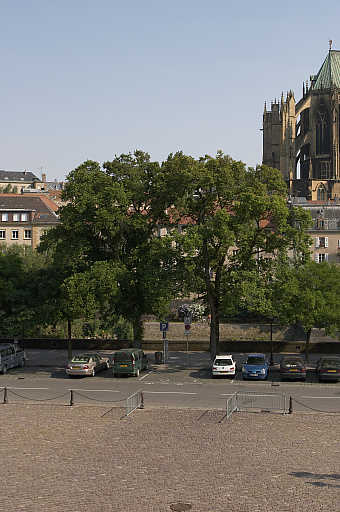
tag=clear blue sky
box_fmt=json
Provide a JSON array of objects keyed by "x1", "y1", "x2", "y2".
[{"x1": 2, "y1": 0, "x2": 340, "y2": 182}]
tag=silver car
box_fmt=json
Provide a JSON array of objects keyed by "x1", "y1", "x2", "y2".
[
  {"x1": 0, "y1": 344, "x2": 26, "y2": 374},
  {"x1": 66, "y1": 353, "x2": 110, "y2": 377}
]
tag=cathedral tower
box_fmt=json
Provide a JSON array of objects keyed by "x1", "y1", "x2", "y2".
[{"x1": 263, "y1": 47, "x2": 340, "y2": 200}]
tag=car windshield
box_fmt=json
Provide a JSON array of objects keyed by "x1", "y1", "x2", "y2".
[
  {"x1": 321, "y1": 359, "x2": 340, "y2": 368},
  {"x1": 283, "y1": 359, "x2": 301, "y2": 367},
  {"x1": 72, "y1": 356, "x2": 90, "y2": 363},
  {"x1": 114, "y1": 353, "x2": 133, "y2": 362},
  {"x1": 214, "y1": 359, "x2": 232, "y2": 366},
  {"x1": 246, "y1": 356, "x2": 265, "y2": 365}
]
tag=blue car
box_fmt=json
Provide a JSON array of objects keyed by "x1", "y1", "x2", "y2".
[{"x1": 242, "y1": 353, "x2": 269, "y2": 380}]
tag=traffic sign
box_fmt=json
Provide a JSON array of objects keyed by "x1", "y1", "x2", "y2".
[
  {"x1": 184, "y1": 324, "x2": 191, "y2": 331},
  {"x1": 184, "y1": 316, "x2": 192, "y2": 325},
  {"x1": 159, "y1": 322, "x2": 169, "y2": 332}
]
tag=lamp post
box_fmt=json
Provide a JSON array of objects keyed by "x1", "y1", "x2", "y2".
[{"x1": 269, "y1": 315, "x2": 274, "y2": 366}]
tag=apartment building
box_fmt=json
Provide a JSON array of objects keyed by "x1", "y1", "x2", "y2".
[{"x1": 0, "y1": 194, "x2": 60, "y2": 249}]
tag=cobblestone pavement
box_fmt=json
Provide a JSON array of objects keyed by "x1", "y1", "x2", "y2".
[{"x1": 1, "y1": 404, "x2": 339, "y2": 511}]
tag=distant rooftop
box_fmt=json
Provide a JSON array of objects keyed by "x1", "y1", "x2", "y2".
[{"x1": 0, "y1": 170, "x2": 42, "y2": 183}]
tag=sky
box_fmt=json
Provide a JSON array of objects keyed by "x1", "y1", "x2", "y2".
[{"x1": 2, "y1": 0, "x2": 340, "y2": 183}]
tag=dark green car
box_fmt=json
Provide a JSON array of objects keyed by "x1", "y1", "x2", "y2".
[{"x1": 113, "y1": 348, "x2": 148, "y2": 377}]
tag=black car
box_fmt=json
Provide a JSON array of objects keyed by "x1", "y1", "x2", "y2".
[
  {"x1": 280, "y1": 356, "x2": 306, "y2": 381},
  {"x1": 316, "y1": 356, "x2": 340, "y2": 382}
]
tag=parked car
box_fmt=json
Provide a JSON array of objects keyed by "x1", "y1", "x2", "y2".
[
  {"x1": 66, "y1": 353, "x2": 110, "y2": 377},
  {"x1": 0, "y1": 343, "x2": 26, "y2": 374},
  {"x1": 242, "y1": 354, "x2": 269, "y2": 380},
  {"x1": 316, "y1": 356, "x2": 340, "y2": 382},
  {"x1": 280, "y1": 356, "x2": 306, "y2": 381},
  {"x1": 113, "y1": 348, "x2": 148, "y2": 377},
  {"x1": 212, "y1": 355, "x2": 237, "y2": 377}
]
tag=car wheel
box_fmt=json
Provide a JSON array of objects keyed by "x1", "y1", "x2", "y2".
[
  {"x1": 2, "y1": 365, "x2": 7, "y2": 375},
  {"x1": 20, "y1": 358, "x2": 26, "y2": 367},
  {"x1": 91, "y1": 368, "x2": 96, "y2": 377},
  {"x1": 135, "y1": 368, "x2": 140, "y2": 377}
]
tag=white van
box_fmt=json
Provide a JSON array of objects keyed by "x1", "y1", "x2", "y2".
[{"x1": 0, "y1": 344, "x2": 26, "y2": 374}]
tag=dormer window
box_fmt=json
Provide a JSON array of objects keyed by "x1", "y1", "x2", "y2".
[{"x1": 13, "y1": 213, "x2": 20, "y2": 222}]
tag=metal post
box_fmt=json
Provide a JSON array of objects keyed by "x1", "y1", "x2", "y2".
[
  {"x1": 140, "y1": 391, "x2": 145, "y2": 409},
  {"x1": 70, "y1": 389, "x2": 74, "y2": 406},
  {"x1": 186, "y1": 335, "x2": 189, "y2": 364},
  {"x1": 269, "y1": 316, "x2": 274, "y2": 366},
  {"x1": 3, "y1": 387, "x2": 8, "y2": 404},
  {"x1": 289, "y1": 396, "x2": 293, "y2": 414}
]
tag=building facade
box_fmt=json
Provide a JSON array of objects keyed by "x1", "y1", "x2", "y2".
[
  {"x1": 263, "y1": 47, "x2": 340, "y2": 201},
  {"x1": 0, "y1": 195, "x2": 60, "y2": 249}
]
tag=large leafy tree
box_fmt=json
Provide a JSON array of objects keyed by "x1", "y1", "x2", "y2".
[
  {"x1": 156, "y1": 152, "x2": 312, "y2": 359},
  {"x1": 270, "y1": 261, "x2": 340, "y2": 361},
  {"x1": 39, "y1": 153, "x2": 179, "y2": 343}
]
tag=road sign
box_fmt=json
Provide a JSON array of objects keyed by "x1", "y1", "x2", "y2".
[
  {"x1": 184, "y1": 324, "x2": 191, "y2": 331},
  {"x1": 159, "y1": 322, "x2": 169, "y2": 332},
  {"x1": 184, "y1": 316, "x2": 191, "y2": 325},
  {"x1": 184, "y1": 330, "x2": 191, "y2": 335}
]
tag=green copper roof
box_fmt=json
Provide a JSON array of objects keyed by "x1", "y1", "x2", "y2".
[{"x1": 312, "y1": 50, "x2": 340, "y2": 89}]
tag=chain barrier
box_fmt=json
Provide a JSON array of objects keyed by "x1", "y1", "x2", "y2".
[
  {"x1": 2, "y1": 386, "x2": 139, "y2": 410},
  {"x1": 290, "y1": 396, "x2": 340, "y2": 414},
  {"x1": 72, "y1": 390, "x2": 126, "y2": 404}
]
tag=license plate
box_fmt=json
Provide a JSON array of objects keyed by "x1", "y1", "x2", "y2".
[
  {"x1": 251, "y1": 373, "x2": 257, "y2": 376},
  {"x1": 290, "y1": 369, "x2": 298, "y2": 371},
  {"x1": 328, "y1": 370, "x2": 336, "y2": 372},
  {"x1": 120, "y1": 364, "x2": 127, "y2": 367},
  {"x1": 72, "y1": 366, "x2": 80, "y2": 369}
]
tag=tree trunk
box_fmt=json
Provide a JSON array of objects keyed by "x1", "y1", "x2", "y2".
[
  {"x1": 305, "y1": 328, "x2": 311, "y2": 362},
  {"x1": 67, "y1": 319, "x2": 72, "y2": 360},
  {"x1": 132, "y1": 317, "x2": 144, "y2": 347}
]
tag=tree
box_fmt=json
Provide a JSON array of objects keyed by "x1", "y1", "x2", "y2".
[
  {"x1": 39, "y1": 154, "x2": 179, "y2": 343},
  {"x1": 270, "y1": 261, "x2": 340, "y2": 361},
  {"x1": 157, "y1": 152, "x2": 312, "y2": 359}
]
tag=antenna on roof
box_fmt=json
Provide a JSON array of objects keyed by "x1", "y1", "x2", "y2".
[{"x1": 329, "y1": 39, "x2": 332, "y2": 50}]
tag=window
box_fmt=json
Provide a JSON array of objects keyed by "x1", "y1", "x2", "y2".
[
  {"x1": 24, "y1": 230, "x2": 31, "y2": 239},
  {"x1": 13, "y1": 213, "x2": 20, "y2": 222},
  {"x1": 315, "y1": 237, "x2": 328, "y2": 248},
  {"x1": 0, "y1": 230, "x2": 5, "y2": 239},
  {"x1": 315, "y1": 253, "x2": 328, "y2": 262},
  {"x1": 11, "y1": 230, "x2": 19, "y2": 240},
  {"x1": 21, "y1": 213, "x2": 28, "y2": 221},
  {"x1": 1, "y1": 213, "x2": 8, "y2": 221}
]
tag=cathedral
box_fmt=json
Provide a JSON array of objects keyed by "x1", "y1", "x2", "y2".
[{"x1": 263, "y1": 45, "x2": 340, "y2": 200}]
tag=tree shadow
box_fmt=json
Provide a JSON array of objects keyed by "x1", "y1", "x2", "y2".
[{"x1": 290, "y1": 471, "x2": 340, "y2": 488}]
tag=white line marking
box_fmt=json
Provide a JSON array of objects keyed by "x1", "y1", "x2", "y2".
[
  {"x1": 6, "y1": 387, "x2": 50, "y2": 390},
  {"x1": 138, "y1": 372, "x2": 152, "y2": 380},
  {"x1": 143, "y1": 391, "x2": 196, "y2": 395},
  {"x1": 220, "y1": 393, "x2": 234, "y2": 396},
  {"x1": 301, "y1": 396, "x2": 340, "y2": 399},
  {"x1": 68, "y1": 389, "x2": 120, "y2": 392}
]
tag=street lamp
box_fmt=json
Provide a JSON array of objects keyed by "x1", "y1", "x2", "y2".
[{"x1": 268, "y1": 315, "x2": 274, "y2": 366}]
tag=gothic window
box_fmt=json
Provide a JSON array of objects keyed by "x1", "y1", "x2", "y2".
[
  {"x1": 317, "y1": 184, "x2": 326, "y2": 200},
  {"x1": 316, "y1": 100, "x2": 330, "y2": 155}
]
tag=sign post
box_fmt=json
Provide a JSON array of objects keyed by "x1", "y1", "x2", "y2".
[
  {"x1": 159, "y1": 322, "x2": 169, "y2": 364},
  {"x1": 184, "y1": 317, "x2": 191, "y2": 364}
]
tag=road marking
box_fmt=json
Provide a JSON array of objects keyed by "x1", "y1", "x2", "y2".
[
  {"x1": 301, "y1": 395, "x2": 340, "y2": 399},
  {"x1": 6, "y1": 387, "x2": 50, "y2": 390},
  {"x1": 139, "y1": 372, "x2": 152, "y2": 380},
  {"x1": 220, "y1": 393, "x2": 234, "y2": 396},
  {"x1": 69, "y1": 389, "x2": 120, "y2": 392},
  {"x1": 143, "y1": 391, "x2": 196, "y2": 395}
]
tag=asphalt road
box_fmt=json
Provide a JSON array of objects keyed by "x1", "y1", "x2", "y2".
[{"x1": 1, "y1": 365, "x2": 340, "y2": 414}]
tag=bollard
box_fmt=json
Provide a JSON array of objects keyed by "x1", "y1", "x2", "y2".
[
  {"x1": 3, "y1": 387, "x2": 8, "y2": 404},
  {"x1": 70, "y1": 389, "x2": 74, "y2": 406},
  {"x1": 140, "y1": 391, "x2": 145, "y2": 409},
  {"x1": 289, "y1": 396, "x2": 293, "y2": 414}
]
